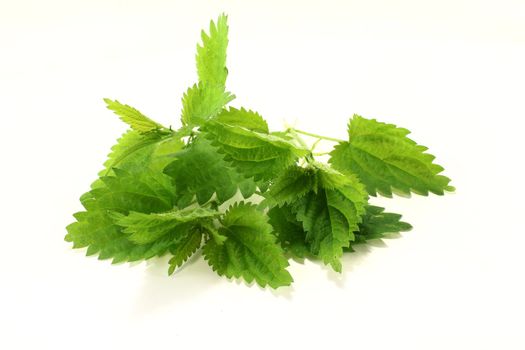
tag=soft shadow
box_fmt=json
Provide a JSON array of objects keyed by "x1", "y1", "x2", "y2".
[
  {"x1": 270, "y1": 287, "x2": 294, "y2": 300},
  {"x1": 217, "y1": 271, "x2": 295, "y2": 300},
  {"x1": 132, "y1": 248, "x2": 295, "y2": 315},
  {"x1": 132, "y1": 250, "x2": 219, "y2": 316},
  {"x1": 132, "y1": 236, "x2": 401, "y2": 311},
  {"x1": 325, "y1": 238, "x2": 396, "y2": 288}
]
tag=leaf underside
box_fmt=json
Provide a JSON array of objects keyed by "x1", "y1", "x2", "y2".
[
  {"x1": 104, "y1": 98, "x2": 164, "y2": 132},
  {"x1": 354, "y1": 205, "x2": 413, "y2": 244}
]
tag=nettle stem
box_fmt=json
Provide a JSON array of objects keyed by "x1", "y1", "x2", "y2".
[
  {"x1": 286, "y1": 127, "x2": 344, "y2": 164},
  {"x1": 287, "y1": 129, "x2": 309, "y2": 149},
  {"x1": 292, "y1": 129, "x2": 345, "y2": 143},
  {"x1": 287, "y1": 129, "x2": 314, "y2": 163}
]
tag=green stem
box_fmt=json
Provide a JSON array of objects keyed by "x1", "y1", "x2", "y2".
[
  {"x1": 288, "y1": 129, "x2": 314, "y2": 163},
  {"x1": 292, "y1": 129, "x2": 344, "y2": 143},
  {"x1": 288, "y1": 129, "x2": 310, "y2": 150},
  {"x1": 310, "y1": 138, "x2": 322, "y2": 152},
  {"x1": 313, "y1": 151, "x2": 331, "y2": 156},
  {"x1": 188, "y1": 196, "x2": 218, "y2": 209}
]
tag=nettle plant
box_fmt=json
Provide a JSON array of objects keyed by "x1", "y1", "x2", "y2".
[{"x1": 66, "y1": 15, "x2": 454, "y2": 289}]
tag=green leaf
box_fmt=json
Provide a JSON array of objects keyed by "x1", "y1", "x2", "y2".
[
  {"x1": 96, "y1": 130, "x2": 184, "y2": 180},
  {"x1": 66, "y1": 167, "x2": 179, "y2": 260},
  {"x1": 168, "y1": 227, "x2": 204, "y2": 275},
  {"x1": 268, "y1": 205, "x2": 309, "y2": 259},
  {"x1": 211, "y1": 106, "x2": 269, "y2": 132},
  {"x1": 112, "y1": 207, "x2": 219, "y2": 244},
  {"x1": 330, "y1": 115, "x2": 454, "y2": 197},
  {"x1": 201, "y1": 221, "x2": 227, "y2": 245},
  {"x1": 181, "y1": 83, "x2": 234, "y2": 126},
  {"x1": 104, "y1": 98, "x2": 164, "y2": 132},
  {"x1": 294, "y1": 164, "x2": 368, "y2": 272},
  {"x1": 354, "y1": 205, "x2": 412, "y2": 244},
  {"x1": 66, "y1": 14, "x2": 455, "y2": 288},
  {"x1": 262, "y1": 165, "x2": 317, "y2": 207},
  {"x1": 182, "y1": 14, "x2": 234, "y2": 126},
  {"x1": 83, "y1": 168, "x2": 175, "y2": 213},
  {"x1": 65, "y1": 210, "x2": 182, "y2": 264},
  {"x1": 164, "y1": 136, "x2": 257, "y2": 206},
  {"x1": 196, "y1": 13, "x2": 229, "y2": 87},
  {"x1": 203, "y1": 202, "x2": 293, "y2": 288},
  {"x1": 66, "y1": 122, "x2": 185, "y2": 264},
  {"x1": 202, "y1": 107, "x2": 308, "y2": 181}
]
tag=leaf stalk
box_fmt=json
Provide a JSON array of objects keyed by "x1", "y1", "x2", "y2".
[{"x1": 292, "y1": 129, "x2": 344, "y2": 143}]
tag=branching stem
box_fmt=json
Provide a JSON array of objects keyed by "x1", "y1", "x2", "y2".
[
  {"x1": 287, "y1": 129, "x2": 314, "y2": 163},
  {"x1": 310, "y1": 138, "x2": 322, "y2": 152}
]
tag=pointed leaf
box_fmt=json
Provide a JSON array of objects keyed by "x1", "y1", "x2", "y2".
[
  {"x1": 202, "y1": 108, "x2": 308, "y2": 181},
  {"x1": 196, "y1": 14, "x2": 229, "y2": 87},
  {"x1": 203, "y1": 203, "x2": 293, "y2": 288},
  {"x1": 104, "y1": 98, "x2": 164, "y2": 132},
  {"x1": 354, "y1": 205, "x2": 412, "y2": 243},
  {"x1": 66, "y1": 135, "x2": 183, "y2": 263},
  {"x1": 96, "y1": 130, "x2": 184, "y2": 181},
  {"x1": 294, "y1": 164, "x2": 368, "y2": 272},
  {"x1": 164, "y1": 136, "x2": 258, "y2": 206},
  {"x1": 168, "y1": 228, "x2": 203, "y2": 275},
  {"x1": 330, "y1": 115, "x2": 454, "y2": 197},
  {"x1": 181, "y1": 83, "x2": 234, "y2": 126},
  {"x1": 113, "y1": 207, "x2": 219, "y2": 244},
  {"x1": 268, "y1": 205, "x2": 309, "y2": 258},
  {"x1": 66, "y1": 210, "x2": 182, "y2": 263},
  {"x1": 262, "y1": 165, "x2": 317, "y2": 207}
]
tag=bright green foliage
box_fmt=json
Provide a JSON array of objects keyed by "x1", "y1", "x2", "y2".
[
  {"x1": 104, "y1": 99, "x2": 164, "y2": 132},
  {"x1": 262, "y1": 166, "x2": 317, "y2": 207},
  {"x1": 181, "y1": 83, "x2": 234, "y2": 126},
  {"x1": 66, "y1": 125, "x2": 186, "y2": 264},
  {"x1": 65, "y1": 169, "x2": 181, "y2": 263},
  {"x1": 66, "y1": 211, "x2": 183, "y2": 263},
  {"x1": 330, "y1": 115, "x2": 454, "y2": 197},
  {"x1": 164, "y1": 137, "x2": 257, "y2": 206},
  {"x1": 112, "y1": 207, "x2": 219, "y2": 244},
  {"x1": 66, "y1": 15, "x2": 454, "y2": 289},
  {"x1": 293, "y1": 165, "x2": 368, "y2": 272},
  {"x1": 196, "y1": 14, "x2": 229, "y2": 88},
  {"x1": 203, "y1": 108, "x2": 309, "y2": 181},
  {"x1": 81, "y1": 168, "x2": 176, "y2": 213},
  {"x1": 182, "y1": 14, "x2": 232, "y2": 127},
  {"x1": 267, "y1": 205, "x2": 309, "y2": 258},
  {"x1": 168, "y1": 228, "x2": 204, "y2": 275},
  {"x1": 264, "y1": 163, "x2": 368, "y2": 271},
  {"x1": 97, "y1": 130, "x2": 184, "y2": 178},
  {"x1": 203, "y1": 203, "x2": 293, "y2": 288},
  {"x1": 354, "y1": 205, "x2": 412, "y2": 244}
]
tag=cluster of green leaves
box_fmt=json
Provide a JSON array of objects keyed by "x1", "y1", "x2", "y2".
[{"x1": 66, "y1": 14, "x2": 454, "y2": 289}]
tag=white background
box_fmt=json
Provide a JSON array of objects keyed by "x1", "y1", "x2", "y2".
[{"x1": 1, "y1": 1, "x2": 524, "y2": 349}]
